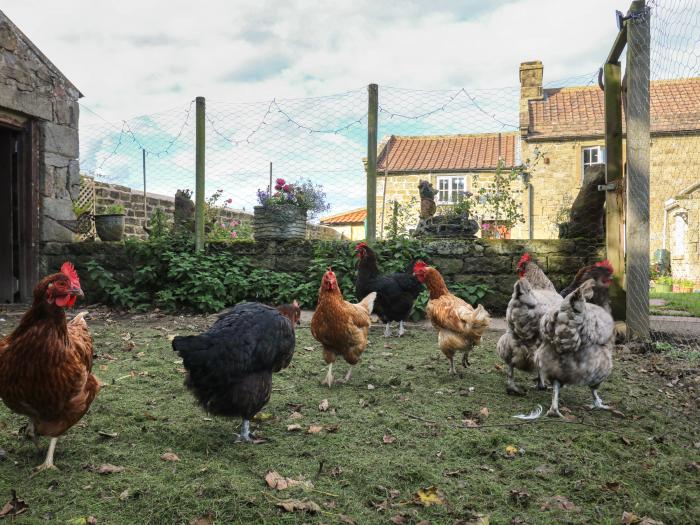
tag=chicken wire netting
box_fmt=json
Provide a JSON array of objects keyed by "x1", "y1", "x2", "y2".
[{"x1": 630, "y1": 0, "x2": 700, "y2": 354}]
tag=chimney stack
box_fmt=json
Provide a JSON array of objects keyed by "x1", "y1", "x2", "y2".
[{"x1": 519, "y1": 61, "x2": 543, "y2": 137}]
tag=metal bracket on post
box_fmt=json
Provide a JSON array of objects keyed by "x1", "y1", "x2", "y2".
[{"x1": 598, "y1": 182, "x2": 618, "y2": 192}]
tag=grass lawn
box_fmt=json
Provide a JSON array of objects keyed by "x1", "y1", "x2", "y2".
[
  {"x1": 0, "y1": 308, "x2": 698, "y2": 524},
  {"x1": 651, "y1": 292, "x2": 700, "y2": 317}
]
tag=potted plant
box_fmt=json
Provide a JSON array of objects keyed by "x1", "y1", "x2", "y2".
[
  {"x1": 678, "y1": 278, "x2": 694, "y2": 294},
  {"x1": 94, "y1": 204, "x2": 126, "y2": 242},
  {"x1": 254, "y1": 178, "x2": 329, "y2": 240},
  {"x1": 654, "y1": 275, "x2": 673, "y2": 293}
]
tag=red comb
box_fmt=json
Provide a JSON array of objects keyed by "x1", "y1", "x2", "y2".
[
  {"x1": 595, "y1": 260, "x2": 614, "y2": 273},
  {"x1": 518, "y1": 253, "x2": 531, "y2": 266},
  {"x1": 413, "y1": 261, "x2": 428, "y2": 272},
  {"x1": 355, "y1": 242, "x2": 368, "y2": 250},
  {"x1": 60, "y1": 261, "x2": 80, "y2": 286}
]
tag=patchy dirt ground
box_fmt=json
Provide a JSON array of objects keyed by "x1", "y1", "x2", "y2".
[{"x1": 0, "y1": 305, "x2": 698, "y2": 524}]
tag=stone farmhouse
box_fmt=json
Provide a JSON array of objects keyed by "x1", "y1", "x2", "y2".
[{"x1": 0, "y1": 10, "x2": 81, "y2": 302}]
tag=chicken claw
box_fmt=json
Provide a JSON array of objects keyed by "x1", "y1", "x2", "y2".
[
  {"x1": 461, "y1": 353, "x2": 470, "y2": 368},
  {"x1": 30, "y1": 438, "x2": 59, "y2": 477},
  {"x1": 235, "y1": 420, "x2": 253, "y2": 443},
  {"x1": 321, "y1": 364, "x2": 334, "y2": 388},
  {"x1": 398, "y1": 321, "x2": 406, "y2": 337},
  {"x1": 589, "y1": 389, "x2": 611, "y2": 410},
  {"x1": 383, "y1": 323, "x2": 392, "y2": 338},
  {"x1": 546, "y1": 381, "x2": 565, "y2": 418}
]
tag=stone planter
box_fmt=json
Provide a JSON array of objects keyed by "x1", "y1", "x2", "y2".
[
  {"x1": 414, "y1": 214, "x2": 479, "y2": 238},
  {"x1": 94, "y1": 214, "x2": 125, "y2": 242},
  {"x1": 253, "y1": 205, "x2": 307, "y2": 240}
]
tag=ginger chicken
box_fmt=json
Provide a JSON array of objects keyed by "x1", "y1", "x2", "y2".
[
  {"x1": 0, "y1": 262, "x2": 98, "y2": 473},
  {"x1": 311, "y1": 269, "x2": 376, "y2": 387},
  {"x1": 413, "y1": 262, "x2": 490, "y2": 375}
]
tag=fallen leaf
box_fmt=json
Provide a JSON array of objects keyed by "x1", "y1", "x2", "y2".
[
  {"x1": 339, "y1": 514, "x2": 356, "y2": 524},
  {"x1": 97, "y1": 431, "x2": 118, "y2": 438},
  {"x1": 416, "y1": 521, "x2": 430, "y2": 525},
  {"x1": 96, "y1": 464, "x2": 124, "y2": 474},
  {"x1": 266, "y1": 470, "x2": 314, "y2": 490},
  {"x1": 620, "y1": 436, "x2": 632, "y2": 446},
  {"x1": 367, "y1": 384, "x2": 375, "y2": 390},
  {"x1": 510, "y1": 489, "x2": 530, "y2": 507},
  {"x1": 329, "y1": 466, "x2": 343, "y2": 477},
  {"x1": 318, "y1": 399, "x2": 330, "y2": 412},
  {"x1": 325, "y1": 424, "x2": 340, "y2": 433},
  {"x1": 160, "y1": 452, "x2": 180, "y2": 462},
  {"x1": 287, "y1": 424, "x2": 302, "y2": 432},
  {"x1": 413, "y1": 486, "x2": 445, "y2": 507},
  {"x1": 534, "y1": 464, "x2": 552, "y2": 477},
  {"x1": 289, "y1": 411, "x2": 303, "y2": 420},
  {"x1": 639, "y1": 518, "x2": 665, "y2": 525},
  {"x1": 540, "y1": 495, "x2": 579, "y2": 512},
  {"x1": 686, "y1": 461, "x2": 699, "y2": 471},
  {"x1": 189, "y1": 511, "x2": 215, "y2": 525},
  {"x1": 307, "y1": 425, "x2": 323, "y2": 434},
  {"x1": 303, "y1": 346, "x2": 315, "y2": 351},
  {"x1": 383, "y1": 343, "x2": 393, "y2": 349},
  {"x1": 505, "y1": 445, "x2": 518, "y2": 457},
  {"x1": 390, "y1": 514, "x2": 407, "y2": 524},
  {"x1": 611, "y1": 409, "x2": 625, "y2": 419},
  {"x1": 622, "y1": 511, "x2": 641, "y2": 524},
  {"x1": 276, "y1": 498, "x2": 321, "y2": 513},
  {"x1": 0, "y1": 490, "x2": 28, "y2": 518},
  {"x1": 602, "y1": 481, "x2": 621, "y2": 492},
  {"x1": 383, "y1": 434, "x2": 396, "y2": 444},
  {"x1": 119, "y1": 489, "x2": 130, "y2": 501},
  {"x1": 479, "y1": 407, "x2": 490, "y2": 418},
  {"x1": 99, "y1": 365, "x2": 109, "y2": 371},
  {"x1": 252, "y1": 412, "x2": 272, "y2": 422},
  {"x1": 463, "y1": 418, "x2": 480, "y2": 428}
]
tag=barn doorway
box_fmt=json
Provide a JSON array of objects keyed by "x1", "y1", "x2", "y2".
[{"x1": 0, "y1": 122, "x2": 37, "y2": 303}]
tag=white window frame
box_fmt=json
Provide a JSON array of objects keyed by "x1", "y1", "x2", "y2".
[
  {"x1": 581, "y1": 145, "x2": 605, "y2": 184},
  {"x1": 436, "y1": 175, "x2": 468, "y2": 204}
]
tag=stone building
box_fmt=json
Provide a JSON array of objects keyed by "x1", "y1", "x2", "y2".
[
  {"x1": 664, "y1": 181, "x2": 700, "y2": 283},
  {"x1": 0, "y1": 10, "x2": 81, "y2": 302},
  {"x1": 319, "y1": 207, "x2": 366, "y2": 240},
  {"x1": 372, "y1": 133, "x2": 521, "y2": 238},
  {"x1": 519, "y1": 61, "x2": 700, "y2": 256}
]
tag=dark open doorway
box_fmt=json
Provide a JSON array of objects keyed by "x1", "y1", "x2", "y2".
[{"x1": 0, "y1": 121, "x2": 38, "y2": 303}]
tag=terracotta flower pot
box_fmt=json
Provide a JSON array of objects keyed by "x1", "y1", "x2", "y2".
[
  {"x1": 94, "y1": 214, "x2": 125, "y2": 242},
  {"x1": 253, "y1": 205, "x2": 307, "y2": 240}
]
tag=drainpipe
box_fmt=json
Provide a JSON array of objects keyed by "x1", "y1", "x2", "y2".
[{"x1": 528, "y1": 182, "x2": 534, "y2": 239}]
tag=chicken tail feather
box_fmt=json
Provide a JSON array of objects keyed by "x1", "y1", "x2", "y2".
[
  {"x1": 357, "y1": 291, "x2": 377, "y2": 315},
  {"x1": 512, "y1": 404, "x2": 543, "y2": 420}
]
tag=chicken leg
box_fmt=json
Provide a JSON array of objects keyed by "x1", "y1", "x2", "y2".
[
  {"x1": 589, "y1": 388, "x2": 610, "y2": 410},
  {"x1": 461, "y1": 352, "x2": 471, "y2": 368},
  {"x1": 448, "y1": 356, "x2": 457, "y2": 375},
  {"x1": 398, "y1": 321, "x2": 406, "y2": 337},
  {"x1": 342, "y1": 366, "x2": 353, "y2": 383},
  {"x1": 322, "y1": 363, "x2": 334, "y2": 388},
  {"x1": 236, "y1": 419, "x2": 252, "y2": 443},
  {"x1": 506, "y1": 365, "x2": 526, "y2": 396},
  {"x1": 383, "y1": 323, "x2": 392, "y2": 337},
  {"x1": 31, "y1": 438, "x2": 58, "y2": 475},
  {"x1": 23, "y1": 421, "x2": 41, "y2": 452},
  {"x1": 546, "y1": 380, "x2": 565, "y2": 418}
]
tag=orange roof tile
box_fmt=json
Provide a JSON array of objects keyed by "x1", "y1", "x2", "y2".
[
  {"x1": 320, "y1": 208, "x2": 367, "y2": 225},
  {"x1": 377, "y1": 132, "x2": 518, "y2": 172},
  {"x1": 528, "y1": 78, "x2": 700, "y2": 139}
]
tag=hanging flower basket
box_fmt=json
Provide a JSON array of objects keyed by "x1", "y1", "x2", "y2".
[{"x1": 253, "y1": 205, "x2": 307, "y2": 240}]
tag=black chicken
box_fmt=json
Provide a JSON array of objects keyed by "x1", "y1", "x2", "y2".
[
  {"x1": 355, "y1": 242, "x2": 423, "y2": 337},
  {"x1": 172, "y1": 301, "x2": 300, "y2": 442}
]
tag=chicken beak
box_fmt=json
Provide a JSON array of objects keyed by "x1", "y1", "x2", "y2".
[{"x1": 71, "y1": 287, "x2": 85, "y2": 297}]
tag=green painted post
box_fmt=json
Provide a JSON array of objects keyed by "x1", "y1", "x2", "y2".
[
  {"x1": 195, "y1": 96, "x2": 205, "y2": 251},
  {"x1": 366, "y1": 84, "x2": 378, "y2": 241}
]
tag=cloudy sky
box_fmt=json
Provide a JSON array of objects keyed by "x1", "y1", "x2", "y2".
[
  {"x1": 5, "y1": 0, "x2": 675, "y2": 214},
  {"x1": 3, "y1": 0, "x2": 634, "y2": 123}
]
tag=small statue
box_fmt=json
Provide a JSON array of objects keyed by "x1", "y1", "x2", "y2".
[{"x1": 418, "y1": 180, "x2": 437, "y2": 220}]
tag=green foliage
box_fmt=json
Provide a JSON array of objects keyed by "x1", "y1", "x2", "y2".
[
  {"x1": 384, "y1": 198, "x2": 419, "y2": 239},
  {"x1": 100, "y1": 204, "x2": 125, "y2": 215},
  {"x1": 473, "y1": 160, "x2": 525, "y2": 232},
  {"x1": 656, "y1": 275, "x2": 674, "y2": 286},
  {"x1": 83, "y1": 235, "x2": 484, "y2": 318},
  {"x1": 146, "y1": 208, "x2": 169, "y2": 239},
  {"x1": 72, "y1": 202, "x2": 90, "y2": 217}
]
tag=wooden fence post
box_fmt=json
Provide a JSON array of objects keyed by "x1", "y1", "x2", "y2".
[
  {"x1": 366, "y1": 84, "x2": 378, "y2": 241},
  {"x1": 195, "y1": 96, "x2": 206, "y2": 252},
  {"x1": 625, "y1": 0, "x2": 651, "y2": 340},
  {"x1": 603, "y1": 62, "x2": 627, "y2": 321}
]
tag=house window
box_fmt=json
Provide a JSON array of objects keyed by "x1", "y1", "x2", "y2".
[
  {"x1": 436, "y1": 176, "x2": 467, "y2": 204},
  {"x1": 581, "y1": 146, "x2": 605, "y2": 183}
]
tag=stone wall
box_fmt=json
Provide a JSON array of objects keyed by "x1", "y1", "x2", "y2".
[
  {"x1": 0, "y1": 12, "x2": 81, "y2": 275},
  {"x1": 84, "y1": 177, "x2": 340, "y2": 241},
  {"x1": 50, "y1": 237, "x2": 604, "y2": 314}
]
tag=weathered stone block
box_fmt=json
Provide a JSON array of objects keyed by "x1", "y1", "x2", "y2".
[
  {"x1": 42, "y1": 121, "x2": 78, "y2": 158},
  {"x1": 432, "y1": 257, "x2": 463, "y2": 275},
  {"x1": 41, "y1": 197, "x2": 75, "y2": 242}
]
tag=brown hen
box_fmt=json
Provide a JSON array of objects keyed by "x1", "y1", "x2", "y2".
[
  {"x1": 0, "y1": 262, "x2": 98, "y2": 473},
  {"x1": 310, "y1": 269, "x2": 376, "y2": 387},
  {"x1": 413, "y1": 262, "x2": 490, "y2": 374}
]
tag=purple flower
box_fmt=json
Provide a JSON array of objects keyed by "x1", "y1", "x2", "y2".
[
  {"x1": 230, "y1": 231, "x2": 238, "y2": 238},
  {"x1": 482, "y1": 223, "x2": 491, "y2": 230},
  {"x1": 283, "y1": 184, "x2": 292, "y2": 193},
  {"x1": 225, "y1": 198, "x2": 233, "y2": 204},
  {"x1": 274, "y1": 184, "x2": 282, "y2": 191},
  {"x1": 230, "y1": 219, "x2": 240, "y2": 227}
]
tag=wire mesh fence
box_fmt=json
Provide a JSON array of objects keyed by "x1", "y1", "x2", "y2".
[{"x1": 75, "y1": 0, "x2": 700, "y2": 349}]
